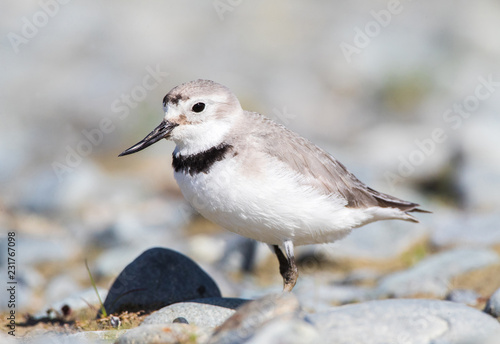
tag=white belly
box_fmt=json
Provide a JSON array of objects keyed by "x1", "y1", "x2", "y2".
[{"x1": 174, "y1": 155, "x2": 374, "y2": 246}]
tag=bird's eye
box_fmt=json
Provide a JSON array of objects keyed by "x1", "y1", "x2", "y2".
[{"x1": 191, "y1": 102, "x2": 205, "y2": 113}]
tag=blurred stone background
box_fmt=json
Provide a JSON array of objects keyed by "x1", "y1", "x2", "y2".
[{"x1": 1, "y1": 0, "x2": 499, "y2": 317}]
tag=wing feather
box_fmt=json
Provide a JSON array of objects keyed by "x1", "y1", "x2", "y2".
[{"x1": 241, "y1": 112, "x2": 428, "y2": 215}]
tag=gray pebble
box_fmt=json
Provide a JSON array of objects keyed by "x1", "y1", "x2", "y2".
[
  {"x1": 173, "y1": 317, "x2": 189, "y2": 324},
  {"x1": 308, "y1": 299, "x2": 500, "y2": 344},
  {"x1": 142, "y1": 301, "x2": 239, "y2": 328},
  {"x1": 208, "y1": 292, "x2": 304, "y2": 344},
  {"x1": 376, "y1": 248, "x2": 499, "y2": 298}
]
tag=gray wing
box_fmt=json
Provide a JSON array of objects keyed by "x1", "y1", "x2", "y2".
[{"x1": 243, "y1": 112, "x2": 427, "y2": 218}]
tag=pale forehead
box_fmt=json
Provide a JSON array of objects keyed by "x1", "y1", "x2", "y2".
[{"x1": 163, "y1": 79, "x2": 233, "y2": 107}]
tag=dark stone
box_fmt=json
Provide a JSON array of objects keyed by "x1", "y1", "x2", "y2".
[
  {"x1": 102, "y1": 247, "x2": 221, "y2": 315},
  {"x1": 172, "y1": 317, "x2": 189, "y2": 324},
  {"x1": 189, "y1": 297, "x2": 249, "y2": 310}
]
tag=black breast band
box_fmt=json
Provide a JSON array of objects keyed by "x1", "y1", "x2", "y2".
[{"x1": 172, "y1": 143, "x2": 234, "y2": 176}]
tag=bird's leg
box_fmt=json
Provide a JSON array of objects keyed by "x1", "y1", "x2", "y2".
[{"x1": 273, "y1": 240, "x2": 298, "y2": 292}]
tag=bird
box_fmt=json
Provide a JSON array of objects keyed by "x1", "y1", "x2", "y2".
[{"x1": 119, "y1": 79, "x2": 429, "y2": 292}]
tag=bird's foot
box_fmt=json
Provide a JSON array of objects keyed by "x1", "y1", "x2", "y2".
[{"x1": 273, "y1": 242, "x2": 298, "y2": 292}]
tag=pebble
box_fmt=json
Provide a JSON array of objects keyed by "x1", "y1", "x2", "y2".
[
  {"x1": 115, "y1": 323, "x2": 211, "y2": 344},
  {"x1": 484, "y1": 287, "x2": 500, "y2": 318},
  {"x1": 308, "y1": 299, "x2": 500, "y2": 344},
  {"x1": 141, "y1": 299, "x2": 247, "y2": 328},
  {"x1": 102, "y1": 247, "x2": 221, "y2": 315},
  {"x1": 208, "y1": 292, "x2": 305, "y2": 344},
  {"x1": 376, "y1": 248, "x2": 499, "y2": 297},
  {"x1": 173, "y1": 317, "x2": 189, "y2": 324}
]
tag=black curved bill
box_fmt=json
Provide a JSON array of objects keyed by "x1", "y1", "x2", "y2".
[{"x1": 118, "y1": 120, "x2": 178, "y2": 156}]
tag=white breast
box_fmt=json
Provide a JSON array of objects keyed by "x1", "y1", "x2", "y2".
[{"x1": 174, "y1": 152, "x2": 376, "y2": 246}]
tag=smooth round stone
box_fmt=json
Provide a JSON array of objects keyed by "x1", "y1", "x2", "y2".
[
  {"x1": 208, "y1": 292, "x2": 302, "y2": 344},
  {"x1": 142, "y1": 298, "x2": 248, "y2": 328},
  {"x1": 102, "y1": 247, "x2": 221, "y2": 315},
  {"x1": 308, "y1": 299, "x2": 500, "y2": 344},
  {"x1": 173, "y1": 317, "x2": 189, "y2": 324},
  {"x1": 376, "y1": 248, "x2": 499, "y2": 298}
]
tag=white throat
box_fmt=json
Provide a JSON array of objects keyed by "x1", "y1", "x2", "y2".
[{"x1": 172, "y1": 119, "x2": 233, "y2": 157}]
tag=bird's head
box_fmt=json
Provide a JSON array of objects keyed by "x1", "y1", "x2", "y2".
[{"x1": 119, "y1": 79, "x2": 242, "y2": 157}]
